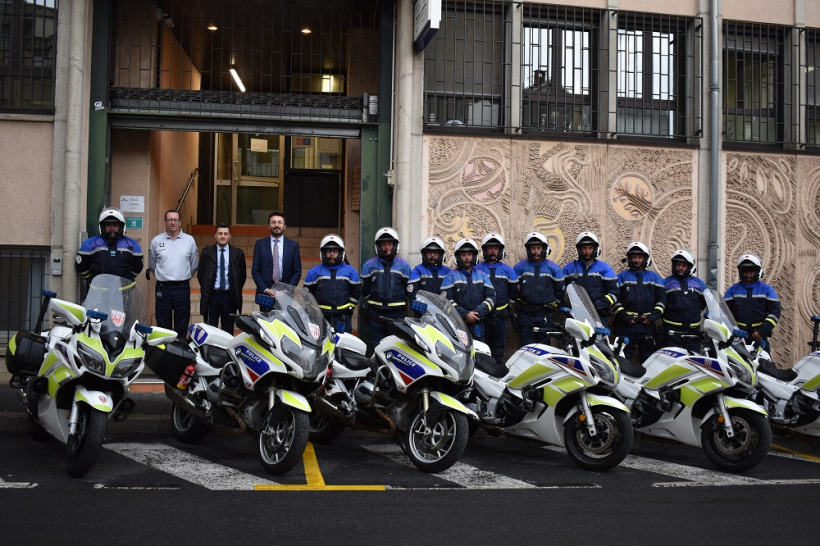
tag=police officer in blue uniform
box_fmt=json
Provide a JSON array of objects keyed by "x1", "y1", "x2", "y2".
[
  {"x1": 562, "y1": 231, "x2": 618, "y2": 318},
  {"x1": 612, "y1": 241, "x2": 666, "y2": 362},
  {"x1": 440, "y1": 238, "x2": 495, "y2": 341},
  {"x1": 407, "y1": 236, "x2": 451, "y2": 299},
  {"x1": 513, "y1": 232, "x2": 565, "y2": 346},
  {"x1": 76, "y1": 208, "x2": 144, "y2": 282},
  {"x1": 475, "y1": 232, "x2": 518, "y2": 364},
  {"x1": 304, "y1": 234, "x2": 362, "y2": 334},
  {"x1": 361, "y1": 227, "x2": 411, "y2": 347},
  {"x1": 662, "y1": 249, "x2": 706, "y2": 353},
  {"x1": 724, "y1": 252, "x2": 781, "y2": 351}
]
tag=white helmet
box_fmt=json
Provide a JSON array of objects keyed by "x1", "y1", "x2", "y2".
[
  {"x1": 374, "y1": 227, "x2": 399, "y2": 259},
  {"x1": 454, "y1": 237, "x2": 480, "y2": 268},
  {"x1": 575, "y1": 231, "x2": 601, "y2": 258},
  {"x1": 524, "y1": 231, "x2": 551, "y2": 261},
  {"x1": 626, "y1": 241, "x2": 653, "y2": 267},
  {"x1": 420, "y1": 236, "x2": 447, "y2": 267},
  {"x1": 480, "y1": 232, "x2": 506, "y2": 261},
  {"x1": 671, "y1": 249, "x2": 696, "y2": 276},
  {"x1": 737, "y1": 252, "x2": 765, "y2": 280},
  {"x1": 320, "y1": 234, "x2": 345, "y2": 266},
  {"x1": 98, "y1": 207, "x2": 126, "y2": 240}
]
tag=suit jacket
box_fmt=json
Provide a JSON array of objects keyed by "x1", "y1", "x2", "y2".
[
  {"x1": 252, "y1": 236, "x2": 301, "y2": 291},
  {"x1": 197, "y1": 244, "x2": 247, "y2": 315}
]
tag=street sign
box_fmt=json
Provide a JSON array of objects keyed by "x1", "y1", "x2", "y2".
[{"x1": 413, "y1": 0, "x2": 441, "y2": 52}]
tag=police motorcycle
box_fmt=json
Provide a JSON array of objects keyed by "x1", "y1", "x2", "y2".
[
  {"x1": 308, "y1": 290, "x2": 476, "y2": 473},
  {"x1": 614, "y1": 288, "x2": 771, "y2": 472},
  {"x1": 146, "y1": 282, "x2": 331, "y2": 475},
  {"x1": 741, "y1": 316, "x2": 820, "y2": 440},
  {"x1": 462, "y1": 284, "x2": 633, "y2": 471},
  {"x1": 7, "y1": 274, "x2": 175, "y2": 477}
]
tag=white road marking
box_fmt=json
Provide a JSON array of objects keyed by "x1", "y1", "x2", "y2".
[
  {"x1": 0, "y1": 476, "x2": 37, "y2": 489},
  {"x1": 105, "y1": 443, "x2": 279, "y2": 490}
]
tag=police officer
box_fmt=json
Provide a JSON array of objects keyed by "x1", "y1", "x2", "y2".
[
  {"x1": 407, "y1": 236, "x2": 451, "y2": 299},
  {"x1": 513, "y1": 232, "x2": 565, "y2": 346},
  {"x1": 361, "y1": 227, "x2": 411, "y2": 347},
  {"x1": 612, "y1": 242, "x2": 666, "y2": 362},
  {"x1": 562, "y1": 231, "x2": 618, "y2": 318},
  {"x1": 441, "y1": 238, "x2": 495, "y2": 341},
  {"x1": 724, "y1": 252, "x2": 781, "y2": 351},
  {"x1": 304, "y1": 234, "x2": 362, "y2": 333},
  {"x1": 76, "y1": 208, "x2": 144, "y2": 282},
  {"x1": 662, "y1": 249, "x2": 706, "y2": 353},
  {"x1": 475, "y1": 232, "x2": 518, "y2": 364}
]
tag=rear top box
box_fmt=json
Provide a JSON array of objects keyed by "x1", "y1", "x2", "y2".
[
  {"x1": 145, "y1": 340, "x2": 196, "y2": 385},
  {"x1": 6, "y1": 330, "x2": 46, "y2": 376}
]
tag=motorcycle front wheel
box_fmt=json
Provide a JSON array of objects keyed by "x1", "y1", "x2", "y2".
[
  {"x1": 702, "y1": 409, "x2": 771, "y2": 472},
  {"x1": 564, "y1": 407, "x2": 633, "y2": 471},
  {"x1": 66, "y1": 406, "x2": 107, "y2": 478},
  {"x1": 405, "y1": 408, "x2": 469, "y2": 473},
  {"x1": 308, "y1": 409, "x2": 346, "y2": 444},
  {"x1": 171, "y1": 403, "x2": 211, "y2": 444},
  {"x1": 258, "y1": 404, "x2": 309, "y2": 475}
]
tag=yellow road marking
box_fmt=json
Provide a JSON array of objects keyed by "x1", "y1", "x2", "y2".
[
  {"x1": 254, "y1": 442, "x2": 386, "y2": 491},
  {"x1": 771, "y1": 443, "x2": 820, "y2": 463}
]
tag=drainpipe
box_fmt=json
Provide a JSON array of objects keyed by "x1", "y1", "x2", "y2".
[{"x1": 707, "y1": 0, "x2": 721, "y2": 289}]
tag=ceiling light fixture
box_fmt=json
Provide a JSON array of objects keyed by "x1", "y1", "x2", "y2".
[
  {"x1": 229, "y1": 67, "x2": 246, "y2": 93},
  {"x1": 207, "y1": 23, "x2": 218, "y2": 31},
  {"x1": 301, "y1": 27, "x2": 311, "y2": 35}
]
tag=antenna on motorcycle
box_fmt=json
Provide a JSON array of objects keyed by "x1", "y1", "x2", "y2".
[
  {"x1": 256, "y1": 294, "x2": 275, "y2": 308},
  {"x1": 411, "y1": 300, "x2": 428, "y2": 315}
]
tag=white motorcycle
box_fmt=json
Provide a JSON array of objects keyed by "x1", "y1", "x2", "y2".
[
  {"x1": 6, "y1": 274, "x2": 176, "y2": 477},
  {"x1": 615, "y1": 288, "x2": 771, "y2": 472},
  {"x1": 461, "y1": 284, "x2": 633, "y2": 471},
  {"x1": 146, "y1": 282, "x2": 332, "y2": 475}
]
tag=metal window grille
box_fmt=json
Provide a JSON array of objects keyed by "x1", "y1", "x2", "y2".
[
  {"x1": 723, "y1": 22, "x2": 790, "y2": 145},
  {"x1": 109, "y1": 0, "x2": 380, "y2": 123},
  {"x1": 0, "y1": 247, "x2": 50, "y2": 353},
  {"x1": 614, "y1": 12, "x2": 702, "y2": 140},
  {"x1": 0, "y1": 0, "x2": 58, "y2": 113},
  {"x1": 806, "y1": 30, "x2": 820, "y2": 146}
]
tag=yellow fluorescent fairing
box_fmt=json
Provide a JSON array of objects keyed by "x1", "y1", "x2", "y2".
[
  {"x1": 261, "y1": 319, "x2": 301, "y2": 346},
  {"x1": 76, "y1": 333, "x2": 145, "y2": 374},
  {"x1": 413, "y1": 323, "x2": 455, "y2": 352}
]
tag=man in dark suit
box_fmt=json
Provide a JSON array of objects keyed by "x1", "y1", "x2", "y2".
[
  {"x1": 252, "y1": 211, "x2": 302, "y2": 309},
  {"x1": 198, "y1": 224, "x2": 247, "y2": 333}
]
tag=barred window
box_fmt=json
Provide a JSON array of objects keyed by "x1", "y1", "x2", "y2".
[
  {"x1": 0, "y1": 247, "x2": 50, "y2": 352},
  {"x1": 0, "y1": 0, "x2": 58, "y2": 113},
  {"x1": 806, "y1": 30, "x2": 820, "y2": 146},
  {"x1": 521, "y1": 5, "x2": 598, "y2": 133}
]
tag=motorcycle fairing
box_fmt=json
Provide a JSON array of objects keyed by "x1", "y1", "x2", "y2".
[
  {"x1": 543, "y1": 376, "x2": 589, "y2": 407},
  {"x1": 234, "y1": 338, "x2": 287, "y2": 382},
  {"x1": 411, "y1": 323, "x2": 456, "y2": 353},
  {"x1": 644, "y1": 363, "x2": 698, "y2": 389},
  {"x1": 384, "y1": 343, "x2": 439, "y2": 389},
  {"x1": 47, "y1": 361, "x2": 76, "y2": 398},
  {"x1": 583, "y1": 393, "x2": 630, "y2": 413},
  {"x1": 260, "y1": 318, "x2": 301, "y2": 348},
  {"x1": 49, "y1": 298, "x2": 85, "y2": 326},
  {"x1": 679, "y1": 377, "x2": 727, "y2": 407},
  {"x1": 429, "y1": 391, "x2": 477, "y2": 417},
  {"x1": 721, "y1": 395, "x2": 768, "y2": 415},
  {"x1": 508, "y1": 362, "x2": 561, "y2": 389},
  {"x1": 74, "y1": 385, "x2": 115, "y2": 413},
  {"x1": 802, "y1": 374, "x2": 820, "y2": 392},
  {"x1": 276, "y1": 389, "x2": 311, "y2": 412},
  {"x1": 76, "y1": 333, "x2": 145, "y2": 374}
]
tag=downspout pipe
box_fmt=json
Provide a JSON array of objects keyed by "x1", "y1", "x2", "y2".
[{"x1": 707, "y1": 0, "x2": 721, "y2": 289}]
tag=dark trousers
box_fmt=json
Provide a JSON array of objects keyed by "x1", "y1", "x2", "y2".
[
  {"x1": 663, "y1": 326, "x2": 701, "y2": 354},
  {"x1": 517, "y1": 312, "x2": 553, "y2": 346},
  {"x1": 483, "y1": 313, "x2": 508, "y2": 364},
  {"x1": 205, "y1": 291, "x2": 237, "y2": 334},
  {"x1": 619, "y1": 322, "x2": 657, "y2": 363},
  {"x1": 367, "y1": 308, "x2": 405, "y2": 348},
  {"x1": 324, "y1": 313, "x2": 353, "y2": 334},
  {"x1": 155, "y1": 281, "x2": 191, "y2": 340}
]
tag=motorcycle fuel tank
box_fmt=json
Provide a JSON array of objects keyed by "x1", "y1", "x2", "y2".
[
  {"x1": 792, "y1": 352, "x2": 820, "y2": 392},
  {"x1": 639, "y1": 348, "x2": 697, "y2": 389}
]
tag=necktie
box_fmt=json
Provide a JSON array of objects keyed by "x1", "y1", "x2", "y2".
[
  {"x1": 219, "y1": 247, "x2": 227, "y2": 290},
  {"x1": 272, "y1": 239, "x2": 281, "y2": 283}
]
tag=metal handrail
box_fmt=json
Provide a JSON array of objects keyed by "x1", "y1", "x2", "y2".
[{"x1": 176, "y1": 167, "x2": 199, "y2": 212}]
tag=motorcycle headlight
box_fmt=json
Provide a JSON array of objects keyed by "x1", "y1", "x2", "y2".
[
  {"x1": 281, "y1": 335, "x2": 303, "y2": 363},
  {"x1": 589, "y1": 355, "x2": 616, "y2": 385},
  {"x1": 728, "y1": 356, "x2": 754, "y2": 386},
  {"x1": 77, "y1": 342, "x2": 106, "y2": 374},
  {"x1": 434, "y1": 340, "x2": 457, "y2": 360},
  {"x1": 112, "y1": 357, "x2": 143, "y2": 378}
]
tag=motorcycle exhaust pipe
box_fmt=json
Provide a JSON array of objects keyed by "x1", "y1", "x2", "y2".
[
  {"x1": 164, "y1": 384, "x2": 208, "y2": 420},
  {"x1": 312, "y1": 396, "x2": 349, "y2": 422},
  {"x1": 223, "y1": 406, "x2": 248, "y2": 434}
]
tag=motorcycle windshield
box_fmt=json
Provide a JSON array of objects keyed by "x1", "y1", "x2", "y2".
[
  {"x1": 82, "y1": 274, "x2": 146, "y2": 335},
  {"x1": 414, "y1": 290, "x2": 474, "y2": 381},
  {"x1": 703, "y1": 288, "x2": 739, "y2": 332},
  {"x1": 566, "y1": 284, "x2": 606, "y2": 329},
  {"x1": 261, "y1": 282, "x2": 329, "y2": 377}
]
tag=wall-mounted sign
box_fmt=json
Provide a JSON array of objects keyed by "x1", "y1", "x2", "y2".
[
  {"x1": 120, "y1": 195, "x2": 145, "y2": 213},
  {"x1": 125, "y1": 216, "x2": 143, "y2": 230},
  {"x1": 413, "y1": 0, "x2": 441, "y2": 52}
]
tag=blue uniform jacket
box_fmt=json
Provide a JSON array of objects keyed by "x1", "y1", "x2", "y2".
[
  {"x1": 76, "y1": 235, "x2": 144, "y2": 281},
  {"x1": 724, "y1": 280, "x2": 781, "y2": 336},
  {"x1": 304, "y1": 263, "x2": 362, "y2": 315},
  {"x1": 613, "y1": 269, "x2": 666, "y2": 323},
  {"x1": 513, "y1": 259, "x2": 565, "y2": 311},
  {"x1": 663, "y1": 274, "x2": 706, "y2": 329},
  {"x1": 475, "y1": 261, "x2": 518, "y2": 314},
  {"x1": 440, "y1": 268, "x2": 495, "y2": 319},
  {"x1": 407, "y1": 263, "x2": 451, "y2": 299},
  {"x1": 562, "y1": 259, "x2": 618, "y2": 311},
  {"x1": 361, "y1": 256, "x2": 411, "y2": 311}
]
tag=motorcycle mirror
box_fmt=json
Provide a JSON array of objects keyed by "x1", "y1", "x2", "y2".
[
  {"x1": 335, "y1": 321, "x2": 346, "y2": 333},
  {"x1": 733, "y1": 328, "x2": 748, "y2": 339},
  {"x1": 559, "y1": 306, "x2": 571, "y2": 314},
  {"x1": 411, "y1": 300, "x2": 428, "y2": 315},
  {"x1": 594, "y1": 327, "x2": 610, "y2": 336},
  {"x1": 87, "y1": 310, "x2": 108, "y2": 321},
  {"x1": 135, "y1": 323, "x2": 153, "y2": 335},
  {"x1": 256, "y1": 294, "x2": 275, "y2": 308}
]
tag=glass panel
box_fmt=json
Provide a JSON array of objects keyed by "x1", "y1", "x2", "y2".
[
  {"x1": 215, "y1": 185, "x2": 231, "y2": 225},
  {"x1": 617, "y1": 107, "x2": 673, "y2": 136},
  {"x1": 216, "y1": 134, "x2": 232, "y2": 180},
  {"x1": 239, "y1": 135, "x2": 281, "y2": 178},
  {"x1": 236, "y1": 186, "x2": 279, "y2": 225},
  {"x1": 617, "y1": 29, "x2": 643, "y2": 98},
  {"x1": 808, "y1": 42, "x2": 820, "y2": 106},
  {"x1": 523, "y1": 27, "x2": 551, "y2": 89},
  {"x1": 652, "y1": 32, "x2": 674, "y2": 100},
  {"x1": 290, "y1": 137, "x2": 342, "y2": 170},
  {"x1": 563, "y1": 30, "x2": 590, "y2": 95}
]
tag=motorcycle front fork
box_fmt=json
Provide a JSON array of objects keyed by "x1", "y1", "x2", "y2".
[
  {"x1": 68, "y1": 401, "x2": 80, "y2": 436},
  {"x1": 579, "y1": 395, "x2": 598, "y2": 437},
  {"x1": 714, "y1": 393, "x2": 736, "y2": 438}
]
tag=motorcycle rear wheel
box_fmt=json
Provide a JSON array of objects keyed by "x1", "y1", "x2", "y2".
[
  {"x1": 405, "y1": 408, "x2": 469, "y2": 473},
  {"x1": 171, "y1": 403, "x2": 211, "y2": 444},
  {"x1": 66, "y1": 406, "x2": 107, "y2": 478},
  {"x1": 564, "y1": 407, "x2": 633, "y2": 471},
  {"x1": 308, "y1": 410, "x2": 346, "y2": 444},
  {"x1": 702, "y1": 409, "x2": 771, "y2": 472},
  {"x1": 258, "y1": 404, "x2": 309, "y2": 475}
]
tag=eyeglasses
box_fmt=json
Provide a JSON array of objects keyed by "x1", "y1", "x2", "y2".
[{"x1": 165, "y1": 218, "x2": 180, "y2": 223}]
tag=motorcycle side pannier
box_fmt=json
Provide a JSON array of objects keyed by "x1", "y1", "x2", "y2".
[
  {"x1": 6, "y1": 330, "x2": 46, "y2": 375},
  {"x1": 145, "y1": 340, "x2": 196, "y2": 384}
]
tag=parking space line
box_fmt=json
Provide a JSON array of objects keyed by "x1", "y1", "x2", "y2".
[
  {"x1": 0, "y1": 476, "x2": 37, "y2": 489},
  {"x1": 771, "y1": 443, "x2": 820, "y2": 463}
]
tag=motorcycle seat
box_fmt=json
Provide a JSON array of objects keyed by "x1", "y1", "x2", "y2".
[
  {"x1": 619, "y1": 356, "x2": 646, "y2": 378},
  {"x1": 341, "y1": 349, "x2": 370, "y2": 371},
  {"x1": 475, "y1": 351, "x2": 508, "y2": 378},
  {"x1": 757, "y1": 358, "x2": 798, "y2": 381}
]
